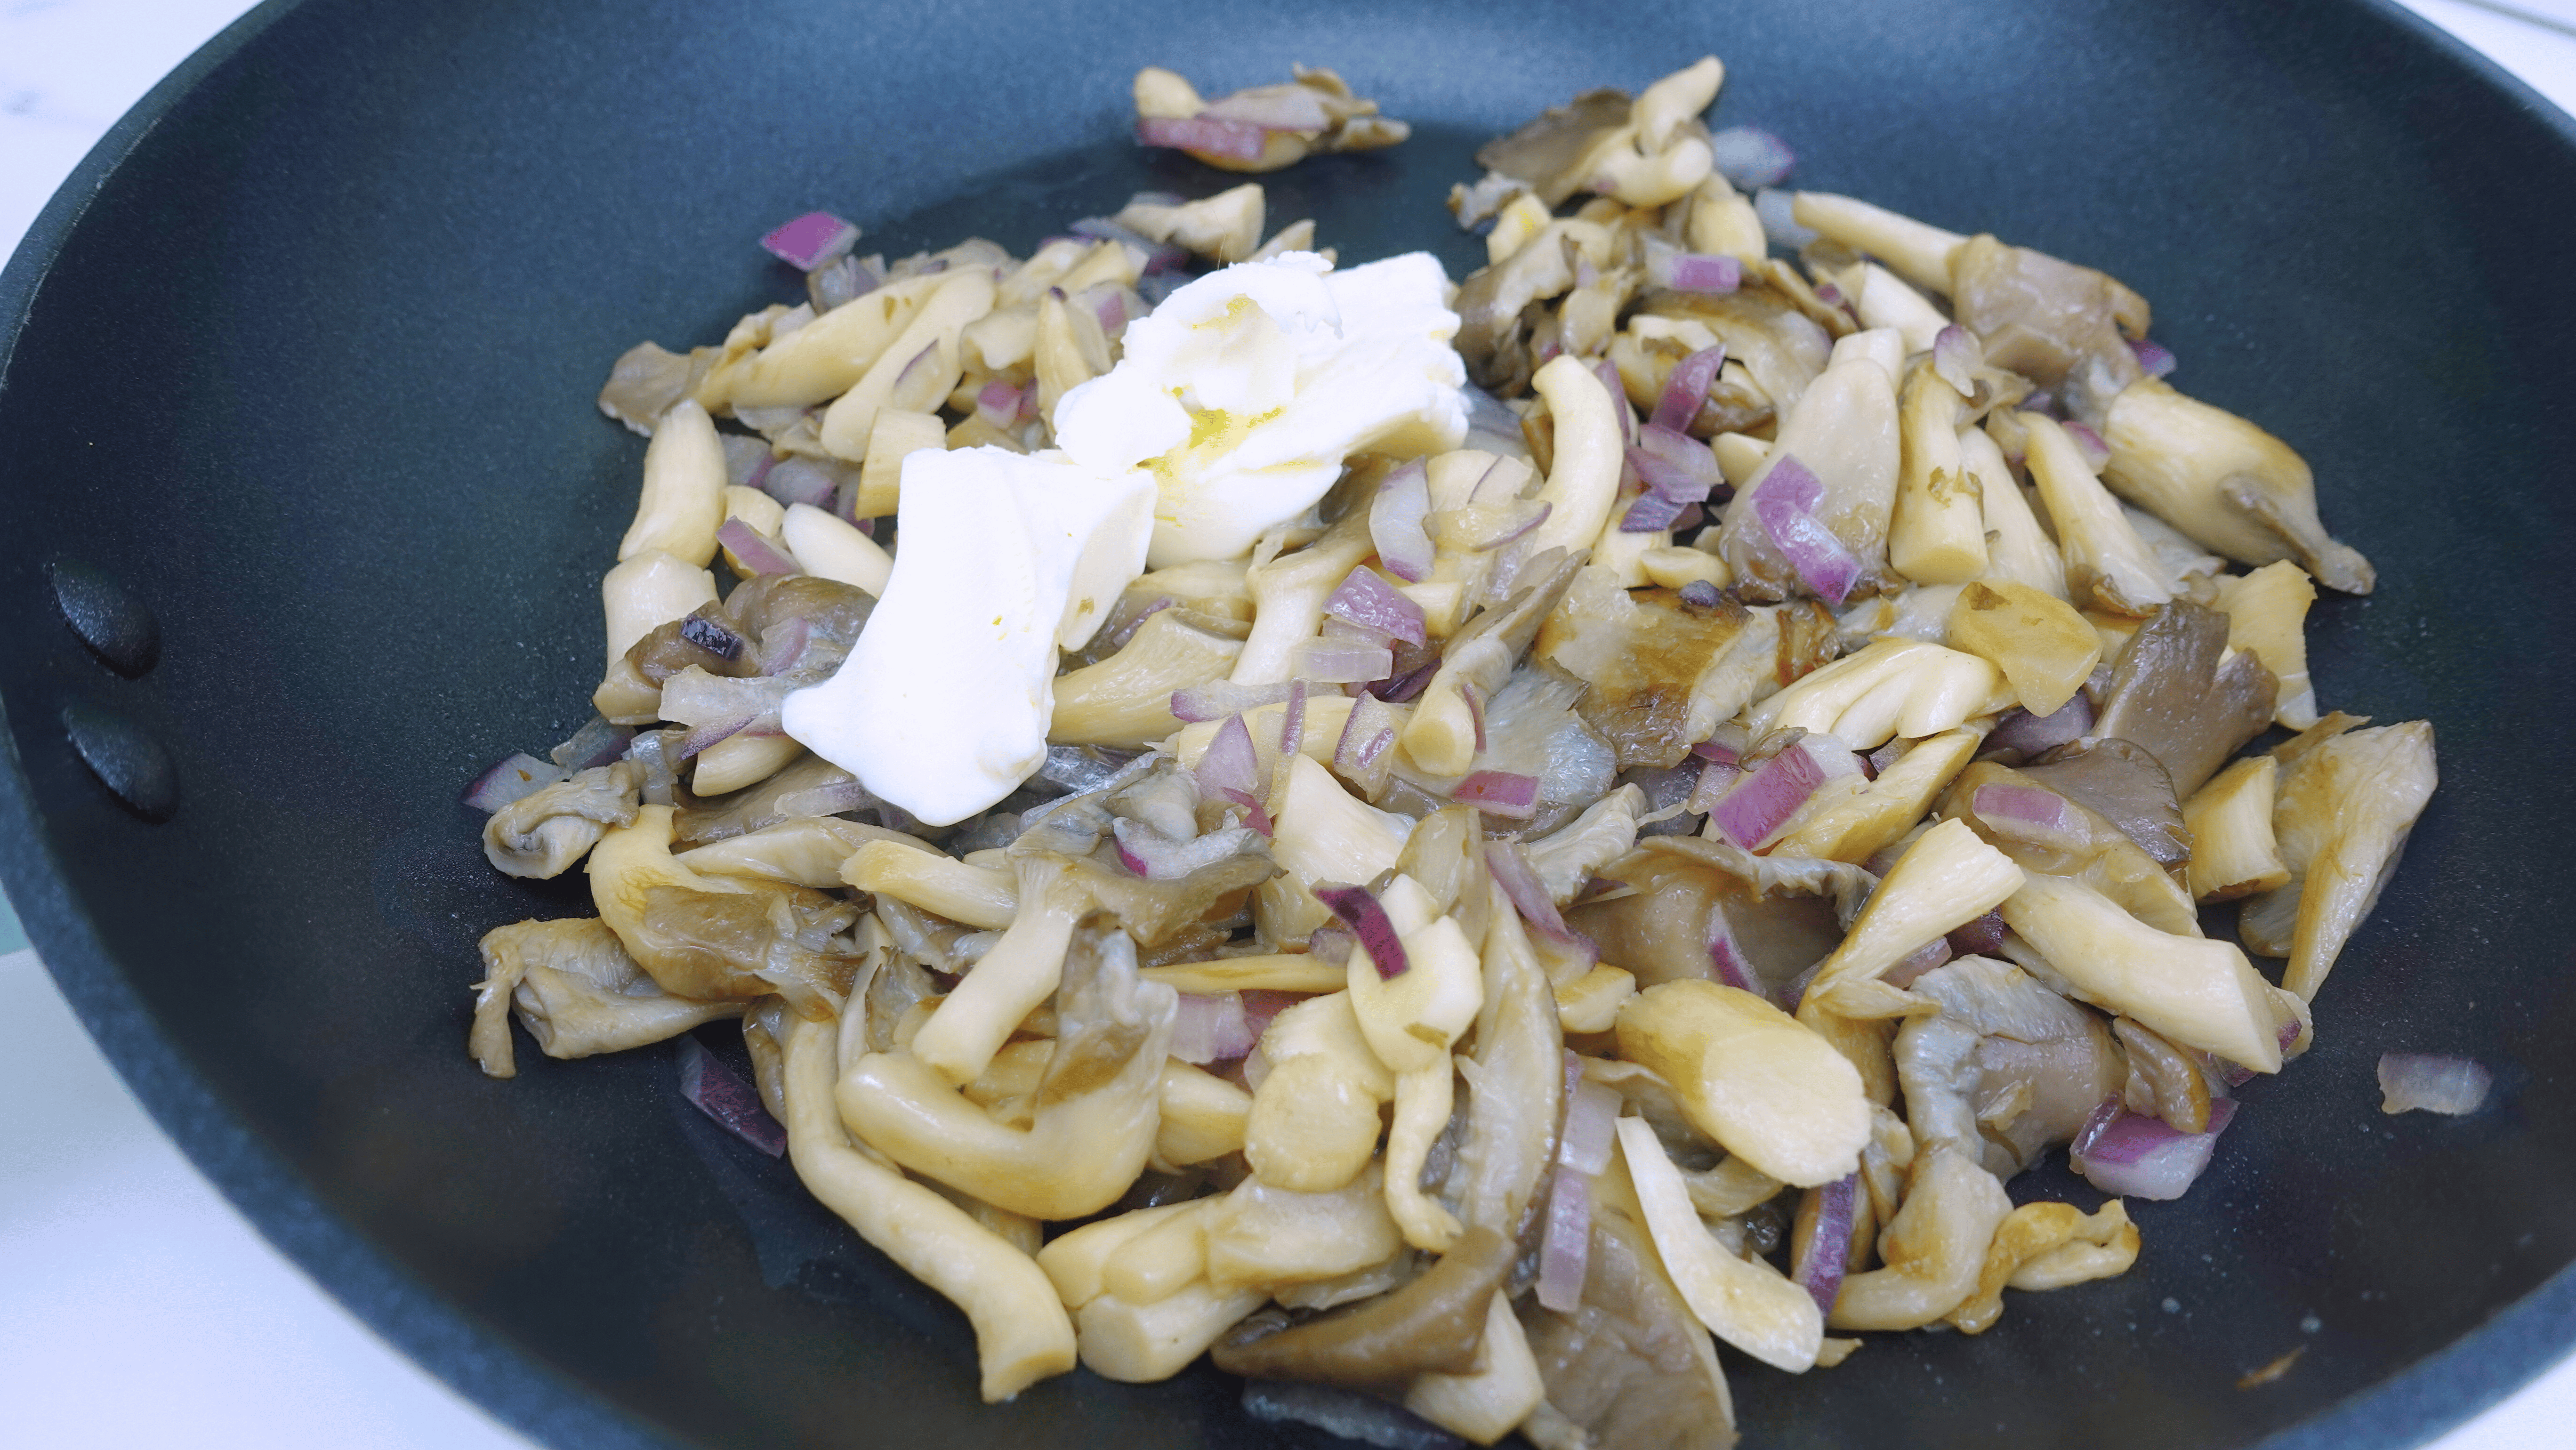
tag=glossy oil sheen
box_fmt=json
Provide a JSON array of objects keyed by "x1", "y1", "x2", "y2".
[{"x1": 2, "y1": 1, "x2": 2573, "y2": 1447}]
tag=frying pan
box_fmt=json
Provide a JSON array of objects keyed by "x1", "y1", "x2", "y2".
[{"x1": 5, "y1": 0, "x2": 2573, "y2": 1445}]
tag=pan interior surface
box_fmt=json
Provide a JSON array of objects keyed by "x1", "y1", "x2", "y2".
[{"x1": 3, "y1": 0, "x2": 2574, "y2": 1447}]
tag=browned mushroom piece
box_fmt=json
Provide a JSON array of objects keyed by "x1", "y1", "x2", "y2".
[
  {"x1": 1517, "y1": 1189, "x2": 1737, "y2": 1450},
  {"x1": 1634, "y1": 287, "x2": 1834, "y2": 417},
  {"x1": 1210, "y1": 1225, "x2": 1515, "y2": 1386},
  {"x1": 2112, "y1": 1016, "x2": 2213, "y2": 1134},
  {"x1": 2089, "y1": 601, "x2": 2278, "y2": 798},
  {"x1": 1895, "y1": 954, "x2": 2124, "y2": 1178},
  {"x1": 483, "y1": 760, "x2": 642, "y2": 878},
  {"x1": 1945, "y1": 234, "x2": 2150, "y2": 394},
  {"x1": 1945, "y1": 760, "x2": 2198, "y2": 937},
  {"x1": 1567, "y1": 839, "x2": 1847, "y2": 1001},
  {"x1": 1538, "y1": 583, "x2": 1784, "y2": 771},
  {"x1": 469, "y1": 917, "x2": 747, "y2": 1079},
  {"x1": 1476, "y1": 90, "x2": 1636, "y2": 207},
  {"x1": 2015, "y1": 737, "x2": 2190, "y2": 870}
]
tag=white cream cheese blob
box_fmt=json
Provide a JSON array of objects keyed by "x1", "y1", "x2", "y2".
[
  {"x1": 781, "y1": 446, "x2": 1153, "y2": 825},
  {"x1": 1055, "y1": 250, "x2": 1471, "y2": 567}
]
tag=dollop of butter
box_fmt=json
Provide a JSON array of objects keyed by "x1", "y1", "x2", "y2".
[
  {"x1": 781, "y1": 446, "x2": 1153, "y2": 825},
  {"x1": 1055, "y1": 251, "x2": 1470, "y2": 567}
]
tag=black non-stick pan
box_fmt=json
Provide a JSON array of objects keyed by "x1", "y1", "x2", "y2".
[{"x1": 5, "y1": 0, "x2": 2573, "y2": 1445}]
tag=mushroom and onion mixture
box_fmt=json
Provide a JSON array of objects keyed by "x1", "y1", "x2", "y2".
[{"x1": 462, "y1": 54, "x2": 2447, "y2": 1447}]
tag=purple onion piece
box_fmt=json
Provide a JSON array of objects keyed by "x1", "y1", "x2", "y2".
[
  {"x1": 1790, "y1": 1174, "x2": 1859, "y2": 1316},
  {"x1": 2073, "y1": 1097, "x2": 2239, "y2": 1200},
  {"x1": 1652, "y1": 346, "x2": 1727, "y2": 435},
  {"x1": 1315, "y1": 882, "x2": 1409, "y2": 978},
  {"x1": 1709, "y1": 126, "x2": 1796, "y2": 190},
  {"x1": 1369, "y1": 457, "x2": 1435, "y2": 582},
  {"x1": 1323, "y1": 568, "x2": 1428, "y2": 646},
  {"x1": 760, "y1": 211, "x2": 861, "y2": 272},
  {"x1": 2131, "y1": 338, "x2": 2178, "y2": 379},
  {"x1": 1453, "y1": 770, "x2": 1538, "y2": 819},
  {"x1": 462, "y1": 753, "x2": 569, "y2": 813},
  {"x1": 1135, "y1": 114, "x2": 1268, "y2": 161},
  {"x1": 1486, "y1": 841, "x2": 1579, "y2": 944},
  {"x1": 716, "y1": 518, "x2": 800, "y2": 577},
  {"x1": 676, "y1": 1035, "x2": 786, "y2": 1156}
]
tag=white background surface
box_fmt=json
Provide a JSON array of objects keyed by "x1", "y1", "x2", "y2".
[{"x1": 4, "y1": 0, "x2": 2575, "y2": 1446}]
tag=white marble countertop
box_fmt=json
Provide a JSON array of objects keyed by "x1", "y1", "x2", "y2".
[{"x1": 4, "y1": 1, "x2": 2574, "y2": 1446}]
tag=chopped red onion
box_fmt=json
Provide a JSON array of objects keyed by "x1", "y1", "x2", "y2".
[
  {"x1": 1278, "y1": 678, "x2": 1309, "y2": 764},
  {"x1": 1644, "y1": 240, "x2": 1743, "y2": 294},
  {"x1": 1947, "y1": 910, "x2": 2007, "y2": 958},
  {"x1": 1370, "y1": 458, "x2": 1435, "y2": 581},
  {"x1": 2062, "y1": 420, "x2": 2111, "y2": 471},
  {"x1": 1202, "y1": 88, "x2": 1332, "y2": 132},
  {"x1": 1486, "y1": 841, "x2": 1579, "y2": 943},
  {"x1": 1932, "y1": 325, "x2": 1979, "y2": 396},
  {"x1": 716, "y1": 518, "x2": 800, "y2": 576},
  {"x1": 1171, "y1": 680, "x2": 1296, "y2": 723},
  {"x1": 1453, "y1": 770, "x2": 1538, "y2": 819},
  {"x1": 1618, "y1": 488, "x2": 1688, "y2": 534},
  {"x1": 1709, "y1": 127, "x2": 1796, "y2": 189},
  {"x1": 1135, "y1": 114, "x2": 1268, "y2": 161},
  {"x1": 1755, "y1": 187, "x2": 1816, "y2": 248},
  {"x1": 1170, "y1": 991, "x2": 1257, "y2": 1064},
  {"x1": 1241, "y1": 989, "x2": 1306, "y2": 1041},
  {"x1": 1196, "y1": 713, "x2": 1265, "y2": 806},
  {"x1": 548, "y1": 716, "x2": 635, "y2": 772},
  {"x1": 1790, "y1": 1174, "x2": 1858, "y2": 1316},
  {"x1": 2130, "y1": 338, "x2": 2178, "y2": 379},
  {"x1": 720, "y1": 434, "x2": 774, "y2": 489},
  {"x1": 1221, "y1": 791, "x2": 1273, "y2": 836},
  {"x1": 760, "y1": 211, "x2": 861, "y2": 273},
  {"x1": 1971, "y1": 783, "x2": 2088, "y2": 846},
  {"x1": 676, "y1": 1035, "x2": 787, "y2": 1157},
  {"x1": 1334, "y1": 693, "x2": 1402, "y2": 776},
  {"x1": 461, "y1": 752, "x2": 569, "y2": 813},
  {"x1": 1883, "y1": 936, "x2": 1953, "y2": 989},
  {"x1": 1536, "y1": 1164, "x2": 1594, "y2": 1313},
  {"x1": 1753, "y1": 454, "x2": 1862, "y2": 604},
  {"x1": 1593, "y1": 359, "x2": 1638, "y2": 448},
  {"x1": 1560, "y1": 1078, "x2": 1622, "y2": 1176},
  {"x1": 1650, "y1": 345, "x2": 1727, "y2": 434},
  {"x1": 1315, "y1": 882, "x2": 1409, "y2": 979},
  {"x1": 762, "y1": 457, "x2": 838, "y2": 512},
  {"x1": 676, "y1": 715, "x2": 755, "y2": 760},
  {"x1": 1677, "y1": 579, "x2": 1722, "y2": 608},
  {"x1": 1708, "y1": 918, "x2": 1758, "y2": 992},
  {"x1": 1690, "y1": 738, "x2": 1743, "y2": 765},
  {"x1": 1288, "y1": 638, "x2": 1395, "y2": 685},
  {"x1": 1323, "y1": 569, "x2": 1428, "y2": 646},
  {"x1": 1861, "y1": 740, "x2": 1904, "y2": 779},
  {"x1": 1630, "y1": 422, "x2": 1723, "y2": 501},
  {"x1": 2073, "y1": 1096, "x2": 2239, "y2": 1200},
  {"x1": 2378, "y1": 1054, "x2": 2492, "y2": 1116},
  {"x1": 1370, "y1": 657, "x2": 1440, "y2": 704},
  {"x1": 888, "y1": 340, "x2": 941, "y2": 404},
  {"x1": 1711, "y1": 737, "x2": 1852, "y2": 848},
  {"x1": 976, "y1": 379, "x2": 1028, "y2": 430}
]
